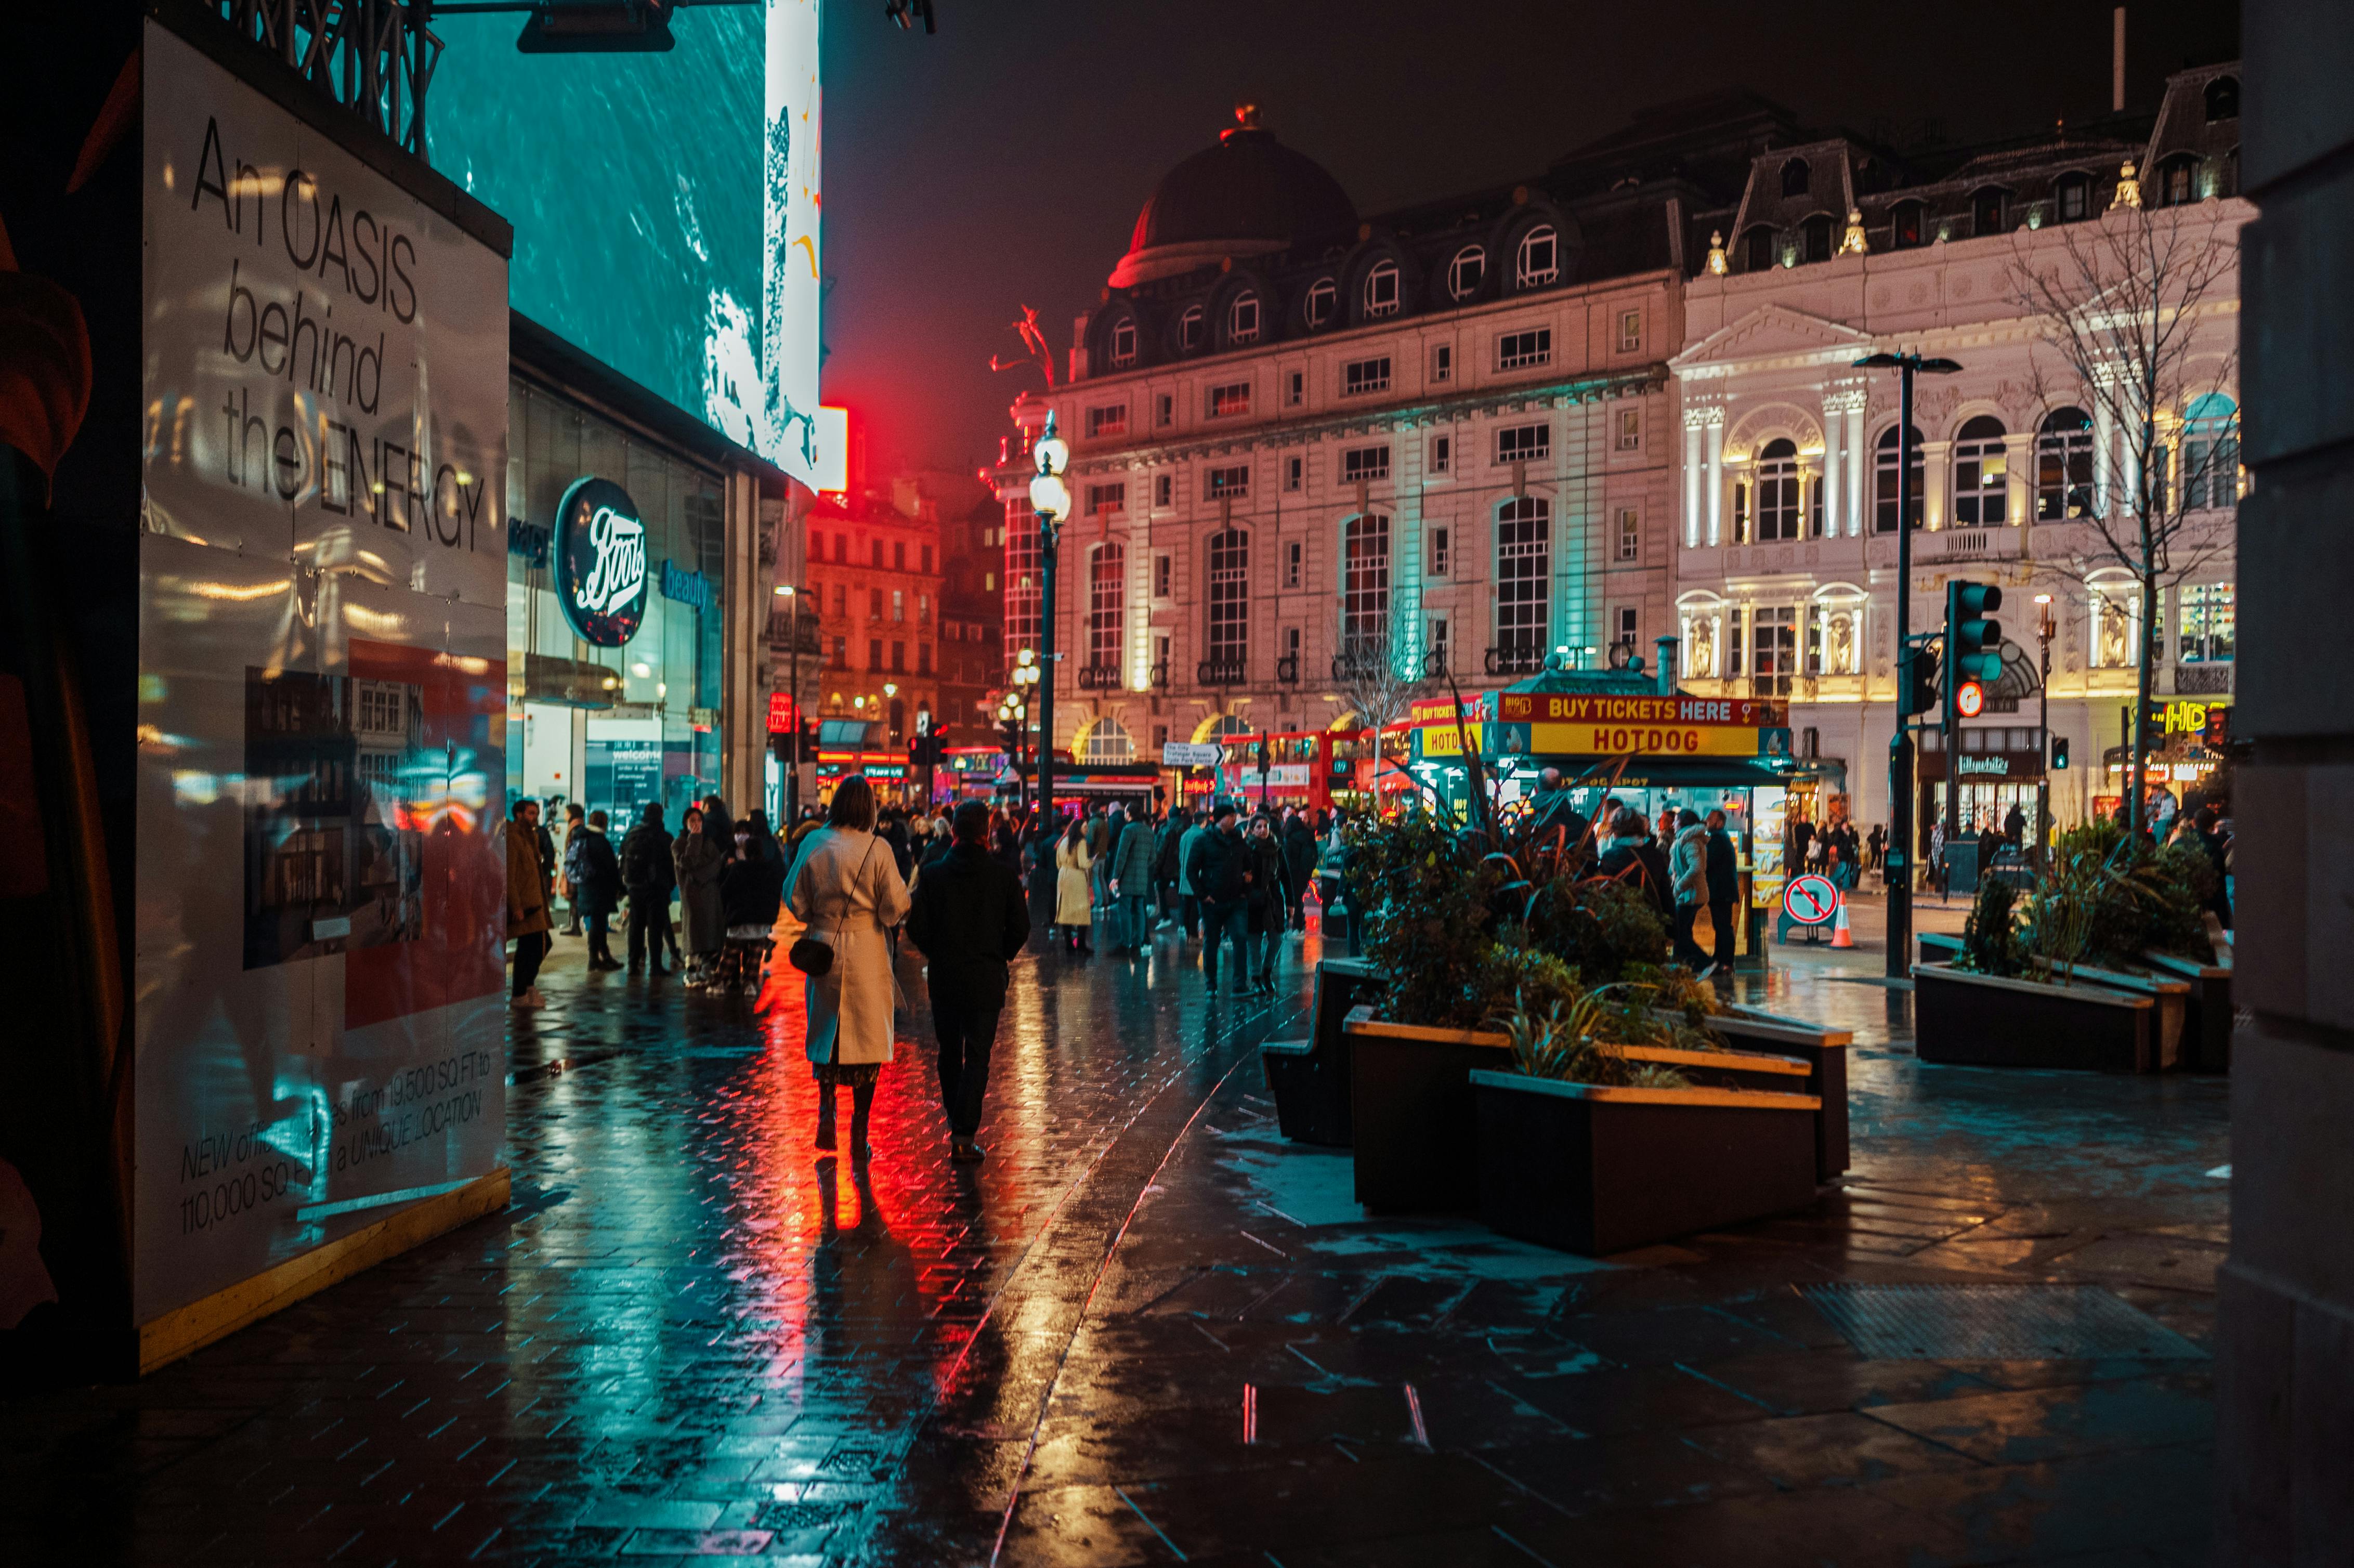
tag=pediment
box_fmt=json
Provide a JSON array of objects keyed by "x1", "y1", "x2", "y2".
[{"x1": 1673, "y1": 305, "x2": 1875, "y2": 371}]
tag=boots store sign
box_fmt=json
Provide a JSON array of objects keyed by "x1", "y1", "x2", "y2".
[{"x1": 555, "y1": 477, "x2": 649, "y2": 646}]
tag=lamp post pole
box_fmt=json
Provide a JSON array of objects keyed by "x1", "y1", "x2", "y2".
[
  {"x1": 1855, "y1": 349, "x2": 1960, "y2": 981},
  {"x1": 776, "y1": 584, "x2": 804, "y2": 824},
  {"x1": 1029, "y1": 413, "x2": 1071, "y2": 832},
  {"x1": 2036, "y1": 595, "x2": 2055, "y2": 869}
]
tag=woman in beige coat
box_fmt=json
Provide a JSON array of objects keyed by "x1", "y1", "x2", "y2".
[
  {"x1": 784, "y1": 775, "x2": 910, "y2": 1157},
  {"x1": 1053, "y1": 817, "x2": 1095, "y2": 956}
]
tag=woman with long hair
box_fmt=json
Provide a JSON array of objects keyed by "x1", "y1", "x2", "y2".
[
  {"x1": 783, "y1": 776, "x2": 911, "y2": 1159},
  {"x1": 1054, "y1": 814, "x2": 1095, "y2": 956}
]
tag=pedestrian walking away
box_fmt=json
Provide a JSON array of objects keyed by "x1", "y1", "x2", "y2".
[
  {"x1": 905, "y1": 799, "x2": 1030, "y2": 1163},
  {"x1": 1245, "y1": 813, "x2": 1285, "y2": 991},
  {"x1": 620, "y1": 802, "x2": 677, "y2": 976},
  {"x1": 1187, "y1": 803, "x2": 1252, "y2": 994},
  {"x1": 567, "y1": 809, "x2": 623, "y2": 970},
  {"x1": 1107, "y1": 803, "x2": 1157, "y2": 954},
  {"x1": 504, "y1": 798, "x2": 552, "y2": 1008},
  {"x1": 1281, "y1": 809, "x2": 1317, "y2": 933},
  {"x1": 1704, "y1": 808, "x2": 1740, "y2": 977},
  {"x1": 782, "y1": 776, "x2": 911, "y2": 1162},
  {"x1": 1176, "y1": 809, "x2": 1209, "y2": 939},
  {"x1": 1054, "y1": 817, "x2": 1096, "y2": 955}
]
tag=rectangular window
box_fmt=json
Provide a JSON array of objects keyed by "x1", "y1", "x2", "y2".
[
  {"x1": 1617, "y1": 408, "x2": 1640, "y2": 451},
  {"x1": 1208, "y1": 531, "x2": 1249, "y2": 669},
  {"x1": 832, "y1": 635, "x2": 847, "y2": 668},
  {"x1": 1086, "y1": 481, "x2": 1127, "y2": 515},
  {"x1": 1287, "y1": 370, "x2": 1304, "y2": 407},
  {"x1": 1154, "y1": 553, "x2": 1172, "y2": 598},
  {"x1": 868, "y1": 637, "x2": 883, "y2": 670},
  {"x1": 1617, "y1": 506, "x2": 1640, "y2": 561},
  {"x1": 1285, "y1": 540, "x2": 1303, "y2": 590},
  {"x1": 1496, "y1": 423, "x2": 1551, "y2": 463},
  {"x1": 918, "y1": 644, "x2": 933, "y2": 674},
  {"x1": 891, "y1": 641, "x2": 906, "y2": 673},
  {"x1": 870, "y1": 539, "x2": 884, "y2": 568},
  {"x1": 1429, "y1": 526, "x2": 1451, "y2": 578},
  {"x1": 892, "y1": 589, "x2": 905, "y2": 622},
  {"x1": 918, "y1": 593, "x2": 930, "y2": 622},
  {"x1": 1156, "y1": 393, "x2": 1173, "y2": 427},
  {"x1": 1430, "y1": 616, "x2": 1451, "y2": 667},
  {"x1": 1431, "y1": 344, "x2": 1453, "y2": 384},
  {"x1": 833, "y1": 531, "x2": 846, "y2": 563},
  {"x1": 1208, "y1": 382, "x2": 1251, "y2": 419},
  {"x1": 1155, "y1": 473, "x2": 1173, "y2": 507},
  {"x1": 1342, "y1": 445, "x2": 1391, "y2": 484},
  {"x1": 1086, "y1": 403, "x2": 1128, "y2": 438},
  {"x1": 832, "y1": 584, "x2": 846, "y2": 618},
  {"x1": 893, "y1": 541, "x2": 906, "y2": 570},
  {"x1": 1284, "y1": 455, "x2": 1303, "y2": 492},
  {"x1": 1617, "y1": 309, "x2": 1643, "y2": 353},
  {"x1": 1431, "y1": 435, "x2": 1451, "y2": 474},
  {"x1": 1153, "y1": 724, "x2": 1168, "y2": 751},
  {"x1": 2178, "y1": 583, "x2": 2237, "y2": 663},
  {"x1": 869, "y1": 587, "x2": 883, "y2": 619},
  {"x1": 1617, "y1": 606, "x2": 1639, "y2": 645},
  {"x1": 1751, "y1": 605, "x2": 1798, "y2": 696},
  {"x1": 1497, "y1": 329, "x2": 1552, "y2": 371},
  {"x1": 920, "y1": 544, "x2": 934, "y2": 572},
  {"x1": 1343, "y1": 356, "x2": 1392, "y2": 397},
  {"x1": 1206, "y1": 463, "x2": 1250, "y2": 499},
  {"x1": 1284, "y1": 626, "x2": 1302, "y2": 662}
]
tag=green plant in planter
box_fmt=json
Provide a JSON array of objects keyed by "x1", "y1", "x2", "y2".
[
  {"x1": 1490, "y1": 984, "x2": 1693, "y2": 1090},
  {"x1": 1350, "y1": 816, "x2": 1506, "y2": 1028},
  {"x1": 1958, "y1": 874, "x2": 2028, "y2": 977},
  {"x1": 2021, "y1": 820, "x2": 2217, "y2": 976},
  {"x1": 1522, "y1": 874, "x2": 1669, "y2": 984}
]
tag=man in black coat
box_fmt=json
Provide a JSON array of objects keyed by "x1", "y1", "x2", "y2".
[
  {"x1": 619, "y1": 802, "x2": 676, "y2": 977},
  {"x1": 1280, "y1": 811, "x2": 1318, "y2": 933},
  {"x1": 1704, "y1": 809, "x2": 1741, "y2": 976},
  {"x1": 906, "y1": 800, "x2": 1032, "y2": 1162},
  {"x1": 1187, "y1": 804, "x2": 1252, "y2": 994}
]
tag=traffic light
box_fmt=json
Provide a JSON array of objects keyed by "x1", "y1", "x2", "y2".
[
  {"x1": 1946, "y1": 581, "x2": 2004, "y2": 686},
  {"x1": 2051, "y1": 735, "x2": 2070, "y2": 770},
  {"x1": 1898, "y1": 645, "x2": 1939, "y2": 718}
]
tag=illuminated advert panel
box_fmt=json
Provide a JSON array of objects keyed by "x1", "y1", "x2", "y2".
[
  {"x1": 136, "y1": 21, "x2": 510, "y2": 1327},
  {"x1": 763, "y1": 0, "x2": 824, "y2": 489}
]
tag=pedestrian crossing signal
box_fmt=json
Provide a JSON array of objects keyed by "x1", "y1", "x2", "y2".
[{"x1": 2051, "y1": 735, "x2": 2070, "y2": 769}]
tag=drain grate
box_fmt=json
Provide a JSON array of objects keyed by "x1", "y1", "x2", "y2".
[{"x1": 1802, "y1": 1283, "x2": 2208, "y2": 1361}]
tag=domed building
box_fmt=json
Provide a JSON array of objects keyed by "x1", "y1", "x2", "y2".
[
  {"x1": 1108, "y1": 106, "x2": 1358, "y2": 288},
  {"x1": 988, "y1": 96, "x2": 1787, "y2": 816}
]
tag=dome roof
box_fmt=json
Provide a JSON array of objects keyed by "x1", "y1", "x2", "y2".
[{"x1": 1110, "y1": 107, "x2": 1357, "y2": 288}]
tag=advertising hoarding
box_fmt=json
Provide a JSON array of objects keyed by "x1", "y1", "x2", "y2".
[
  {"x1": 136, "y1": 21, "x2": 510, "y2": 1326},
  {"x1": 763, "y1": 0, "x2": 823, "y2": 488}
]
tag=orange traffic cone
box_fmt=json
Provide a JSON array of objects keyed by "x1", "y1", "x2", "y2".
[{"x1": 1830, "y1": 892, "x2": 1854, "y2": 948}]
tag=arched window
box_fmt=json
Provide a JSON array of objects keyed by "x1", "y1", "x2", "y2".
[
  {"x1": 1080, "y1": 716, "x2": 1134, "y2": 764},
  {"x1": 1108, "y1": 316, "x2": 1138, "y2": 368},
  {"x1": 1781, "y1": 158, "x2": 1811, "y2": 198},
  {"x1": 1227, "y1": 291, "x2": 1260, "y2": 345},
  {"x1": 1971, "y1": 187, "x2": 2008, "y2": 236},
  {"x1": 1494, "y1": 498, "x2": 1550, "y2": 664},
  {"x1": 1874, "y1": 424, "x2": 1925, "y2": 532},
  {"x1": 1178, "y1": 304, "x2": 1205, "y2": 352},
  {"x1": 2205, "y1": 76, "x2": 2240, "y2": 121},
  {"x1": 1206, "y1": 530, "x2": 1249, "y2": 671},
  {"x1": 1087, "y1": 542, "x2": 1125, "y2": 672},
  {"x1": 1742, "y1": 225, "x2": 1778, "y2": 271},
  {"x1": 2054, "y1": 173, "x2": 2093, "y2": 224},
  {"x1": 1362, "y1": 259, "x2": 1401, "y2": 318},
  {"x1": 1448, "y1": 245, "x2": 1485, "y2": 299},
  {"x1": 1952, "y1": 415, "x2": 2009, "y2": 526},
  {"x1": 1754, "y1": 438, "x2": 1801, "y2": 541},
  {"x1": 1515, "y1": 225, "x2": 1559, "y2": 288},
  {"x1": 1304, "y1": 278, "x2": 1336, "y2": 328},
  {"x1": 1341, "y1": 514, "x2": 1391, "y2": 660},
  {"x1": 1802, "y1": 213, "x2": 1835, "y2": 263},
  {"x1": 2182, "y1": 393, "x2": 2240, "y2": 511},
  {"x1": 1889, "y1": 200, "x2": 1925, "y2": 250},
  {"x1": 2036, "y1": 408, "x2": 2095, "y2": 519},
  {"x1": 2155, "y1": 153, "x2": 2198, "y2": 207}
]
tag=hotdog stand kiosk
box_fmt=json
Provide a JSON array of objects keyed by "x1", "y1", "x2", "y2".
[{"x1": 1403, "y1": 664, "x2": 1824, "y2": 969}]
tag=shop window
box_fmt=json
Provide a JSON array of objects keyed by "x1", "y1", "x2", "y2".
[{"x1": 2178, "y1": 583, "x2": 2235, "y2": 663}]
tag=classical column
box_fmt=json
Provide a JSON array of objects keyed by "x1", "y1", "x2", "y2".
[
  {"x1": 1682, "y1": 409, "x2": 1706, "y2": 548},
  {"x1": 1922, "y1": 441, "x2": 1952, "y2": 531},
  {"x1": 2093, "y1": 398, "x2": 2116, "y2": 517},
  {"x1": 1844, "y1": 397, "x2": 1867, "y2": 536},
  {"x1": 1819, "y1": 407, "x2": 1842, "y2": 539},
  {"x1": 2003, "y1": 433, "x2": 2033, "y2": 526},
  {"x1": 1704, "y1": 411, "x2": 1725, "y2": 546}
]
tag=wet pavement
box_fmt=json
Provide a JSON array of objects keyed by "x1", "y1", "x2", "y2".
[{"x1": 2, "y1": 914, "x2": 2228, "y2": 1565}]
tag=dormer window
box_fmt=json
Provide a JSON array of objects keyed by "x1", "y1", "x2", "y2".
[
  {"x1": 1363, "y1": 260, "x2": 1401, "y2": 318},
  {"x1": 2054, "y1": 174, "x2": 2091, "y2": 224},
  {"x1": 1108, "y1": 317, "x2": 1137, "y2": 368},
  {"x1": 1304, "y1": 278, "x2": 1336, "y2": 328},
  {"x1": 1448, "y1": 245, "x2": 1485, "y2": 300},
  {"x1": 1803, "y1": 214, "x2": 1834, "y2": 262},
  {"x1": 1781, "y1": 157, "x2": 1810, "y2": 198},
  {"x1": 1889, "y1": 199, "x2": 1925, "y2": 249},
  {"x1": 1971, "y1": 187, "x2": 2008, "y2": 236},
  {"x1": 1179, "y1": 305, "x2": 1205, "y2": 352},
  {"x1": 1515, "y1": 225, "x2": 1559, "y2": 288},
  {"x1": 1228, "y1": 291, "x2": 1261, "y2": 344},
  {"x1": 2205, "y1": 75, "x2": 2239, "y2": 121}
]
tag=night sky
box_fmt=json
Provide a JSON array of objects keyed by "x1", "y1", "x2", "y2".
[{"x1": 817, "y1": 0, "x2": 2237, "y2": 476}]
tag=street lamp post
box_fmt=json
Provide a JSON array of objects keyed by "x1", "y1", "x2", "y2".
[
  {"x1": 2035, "y1": 594, "x2": 2055, "y2": 868},
  {"x1": 1853, "y1": 349, "x2": 1961, "y2": 979},
  {"x1": 1029, "y1": 414, "x2": 1071, "y2": 831}
]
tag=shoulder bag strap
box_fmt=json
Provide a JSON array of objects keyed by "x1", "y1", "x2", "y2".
[{"x1": 830, "y1": 834, "x2": 879, "y2": 938}]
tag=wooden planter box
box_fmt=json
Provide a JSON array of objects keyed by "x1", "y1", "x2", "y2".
[
  {"x1": 2147, "y1": 951, "x2": 2232, "y2": 1073},
  {"x1": 1343, "y1": 1014, "x2": 1513, "y2": 1213},
  {"x1": 1470, "y1": 1070, "x2": 1822, "y2": 1256},
  {"x1": 1918, "y1": 930, "x2": 1964, "y2": 966},
  {"x1": 1661, "y1": 1005, "x2": 1854, "y2": 1182},
  {"x1": 2052, "y1": 963, "x2": 2192, "y2": 1070},
  {"x1": 1258, "y1": 957, "x2": 1382, "y2": 1146},
  {"x1": 1912, "y1": 962, "x2": 2157, "y2": 1072}
]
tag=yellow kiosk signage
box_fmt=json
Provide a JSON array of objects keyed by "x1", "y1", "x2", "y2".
[{"x1": 1493, "y1": 693, "x2": 1782, "y2": 759}]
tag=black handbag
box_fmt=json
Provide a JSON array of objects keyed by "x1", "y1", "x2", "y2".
[{"x1": 788, "y1": 834, "x2": 876, "y2": 977}]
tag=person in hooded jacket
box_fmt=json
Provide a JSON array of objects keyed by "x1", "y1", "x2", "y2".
[
  {"x1": 620, "y1": 802, "x2": 676, "y2": 976},
  {"x1": 1666, "y1": 808, "x2": 1712, "y2": 971},
  {"x1": 1106, "y1": 804, "x2": 1157, "y2": 953},
  {"x1": 1596, "y1": 809, "x2": 1674, "y2": 918},
  {"x1": 715, "y1": 820, "x2": 786, "y2": 991},
  {"x1": 566, "y1": 809, "x2": 623, "y2": 970}
]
